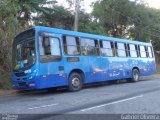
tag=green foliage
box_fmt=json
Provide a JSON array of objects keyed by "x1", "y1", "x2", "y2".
[
  {"x1": 93, "y1": 0, "x2": 136, "y2": 38},
  {"x1": 0, "y1": 71, "x2": 12, "y2": 90},
  {"x1": 92, "y1": 0, "x2": 160, "y2": 46},
  {"x1": 0, "y1": 0, "x2": 57, "y2": 72},
  {"x1": 34, "y1": 6, "x2": 74, "y2": 30},
  {"x1": 0, "y1": 0, "x2": 58, "y2": 89},
  {"x1": 78, "y1": 14, "x2": 107, "y2": 35}
]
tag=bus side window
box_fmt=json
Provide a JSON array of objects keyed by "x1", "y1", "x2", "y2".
[
  {"x1": 81, "y1": 38, "x2": 98, "y2": 56},
  {"x1": 136, "y1": 45, "x2": 140, "y2": 57},
  {"x1": 135, "y1": 45, "x2": 139, "y2": 57},
  {"x1": 95, "y1": 40, "x2": 100, "y2": 55},
  {"x1": 140, "y1": 45, "x2": 147, "y2": 58},
  {"x1": 63, "y1": 35, "x2": 80, "y2": 55},
  {"x1": 129, "y1": 44, "x2": 137, "y2": 58},
  {"x1": 100, "y1": 40, "x2": 103, "y2": 48},
  {"x1": 100, "y1": 40, "x2": 113, "y2": 57},
  {"x1": 39, "y1": 36, "x2": 61, "y2": 62},
  {"x1": 76, "y1": 37, "x2": 81, "y2": 54},
  {"x1": 42, "y1": 37, "x2": 51, "y2": 55},
  {"x1": 148, "y1": 46, "x2": 153, "y2": 58},
  {"x1": 110, "y1": 41, "x2": 114, "y2": 56},
  {"x1": 145, "y1": 46, "x2": 149, "y2": 58},
  {"x1": 112, "y1": 42, "x2": 118, "y2": 56},
  {"x1": 117, "y1": 42, "x2": 126, "y2": 57},
  {"x1": 63, "y1": 36, "x2": 67, "y2": 54}
]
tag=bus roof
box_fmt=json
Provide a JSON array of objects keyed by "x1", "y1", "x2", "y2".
[{"x1": 22, "y1": 26, "x2": 152, "y2": 46}]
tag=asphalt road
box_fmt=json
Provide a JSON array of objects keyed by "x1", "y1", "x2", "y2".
[{"x1": 0, "y1": 76, "x2": 160, "y2": 120}]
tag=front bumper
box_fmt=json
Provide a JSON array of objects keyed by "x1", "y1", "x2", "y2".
[{"x1": 12, "y1": 78, "x2": 38, "y2": 90}]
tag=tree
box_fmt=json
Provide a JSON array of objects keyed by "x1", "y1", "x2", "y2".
[
  {"x1": 15, "y1": 0, "x2": 57, "y2": 27},
  {"x1": 34, "y1": 5, "x2": 74, "y2": 30},
  {"x1": 0, "y1": 0, "x2": 57, "y2": 71},
  {"x1": 78, "y1": 12, "x2": 106, "y2": 35},
  {"x1": 92, "y1": 0, "x2": 160, "y2": 44},
  {"x1": 93, "y1": 0, "x2": 137, "y2": 38},
  {"x1": 66, "y1": 0, "x2": 84, "y2": 31}
]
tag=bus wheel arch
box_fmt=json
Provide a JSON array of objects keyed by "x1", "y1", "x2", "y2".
[{"x1": 68, "y1": 69, "x2": 85, "y2": 92}]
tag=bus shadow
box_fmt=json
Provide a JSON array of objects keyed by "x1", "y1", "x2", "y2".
[
  {"x1": 16, "y1": 77, "x2": 153, "y2": 96},
  {"x1": 83, "y1": 77, "x2": 153, "y2": 89},
  {"x1": 16, "y1": 87, "x2": 69, "y2": 96},
  {"x1": 84, "y1": 79, "x2": 127, "y2": 89}
]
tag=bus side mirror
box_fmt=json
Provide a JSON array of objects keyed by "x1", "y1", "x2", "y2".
[{"x1": 42, "y1": 36, "x2": 50, "y2": 47}]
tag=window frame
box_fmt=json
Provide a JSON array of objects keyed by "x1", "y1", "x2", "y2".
[
  {"x1": 147, "y1": 46, "x2": 154, "y2": 58},
  {"x1": 81, "y1": 37, "x2": 100, "y2": 56},
  {"x1": 116, "y1": 42, "x2": 127, "y2": 57},
  {"x1": 128, "y1": 43, "x2": 138, "y2": 58},
  {"x1": 139, "y1": 45, "x2": 147, "y2": 58},
  {"x1": 99, "y1": 40, "x2": 115, "y2": 57},
  {"x1": 63, "y1": 35, "x2": 81, "y2": 56},
  {"x1": 39, "y1": 35, "x2": 62, "y2": 63}
]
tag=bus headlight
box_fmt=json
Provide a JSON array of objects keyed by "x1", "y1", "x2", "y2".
[
  {"x1": 24, "y1": 69, "x2": 31, "y2": 74},
  {"x1": 29, "y1": 69, "x2": 39, "y2": 79}
]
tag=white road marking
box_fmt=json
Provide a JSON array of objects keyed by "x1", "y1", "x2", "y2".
[
  {"x1": 28, "y1": 103, "x2": 59, "y2": 110},
  {"x1": 81, "y1": 95, "x2": 143, "y2": 112}
]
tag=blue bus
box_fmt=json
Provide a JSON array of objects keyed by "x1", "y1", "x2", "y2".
[{"x1": 12, "y1": 26, "x2": 156, "y2": 91}]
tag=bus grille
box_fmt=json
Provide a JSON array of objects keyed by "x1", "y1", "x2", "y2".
[
  {"x1": 18, "y1": 82, "x2": 26, "y2": 86},
  {"x1": 15, "y1": 72, "x2": 27, "y2": 77},
  {"x1": 17, "y1": 78, "x2": 28, "y2": 81}
]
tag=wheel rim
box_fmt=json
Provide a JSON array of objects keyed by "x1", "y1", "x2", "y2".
[
  {"x1": 72, "y1": 77, "x2": 80, "y2": 87},
  {"x1": 133, "y1": 70, "x2": 139, "y2": 81}
]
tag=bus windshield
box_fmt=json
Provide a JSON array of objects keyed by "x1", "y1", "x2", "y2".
[{"x1": 13, "y1": 39, "x2": 35, "y2": 71}]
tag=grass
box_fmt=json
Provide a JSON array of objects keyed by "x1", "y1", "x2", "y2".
[
  {"x1": 155, "y1": 54, "x2": 160, "y2": 73},
  {"x1": 156, "y1": 64, "x2": 160, "y2": 73},
  {"x1": 0, "y1": 71, "x2": 12, "y2": 90}
]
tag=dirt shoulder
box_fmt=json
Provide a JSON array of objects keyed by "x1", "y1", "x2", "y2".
[
  {"x1": 0, "y1": 89, "x2": 17, "y2": 96},
  {"x1": 141, "y1": 73, "x2": 160, "y2": 80}
]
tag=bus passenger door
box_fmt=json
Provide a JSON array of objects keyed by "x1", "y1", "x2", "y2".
[{"x1": 38, "y1": 33, "x2": 66, "y2": 88}]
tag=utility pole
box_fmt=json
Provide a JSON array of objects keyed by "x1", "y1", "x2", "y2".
[
  {"x1": 0, "y1": 0, "x2": 3, "y2": 5},
  {"x1": 67, "y1": 0, "x2": 81, "y2": 31},
  {"x1": 74, "y1": 0, "x2": 79, "y2": 31}
]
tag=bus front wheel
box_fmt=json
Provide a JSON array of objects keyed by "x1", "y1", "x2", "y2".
[
  {"x1": 68, "y1": 72, "x2": 83, "y2": 92},
  {"x1": 129, "y1": 69, "x2": 140, "y2": 82}
]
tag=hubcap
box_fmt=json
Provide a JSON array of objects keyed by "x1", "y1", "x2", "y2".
[
  {"x1": 133, "y1": 71, "x2": 139, "y2": 81},
  {"x1": 72, "y1": 78, "x2": 80, "y2": 87}
]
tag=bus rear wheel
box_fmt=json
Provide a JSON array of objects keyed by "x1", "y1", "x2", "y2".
[
  {"x1": 129, "y1": 69, "x2": 140, "y2": 82},
  {"x1": 68, "y1": 72, "x2": 83, "y2": 92}
]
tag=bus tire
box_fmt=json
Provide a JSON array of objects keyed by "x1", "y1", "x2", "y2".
[
  {"x1": 130, "y1": 69, "x2": 140, "y2": 82},
  {"x1": 68, "y1": 72, "x2": 83, "y2": 92}
]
